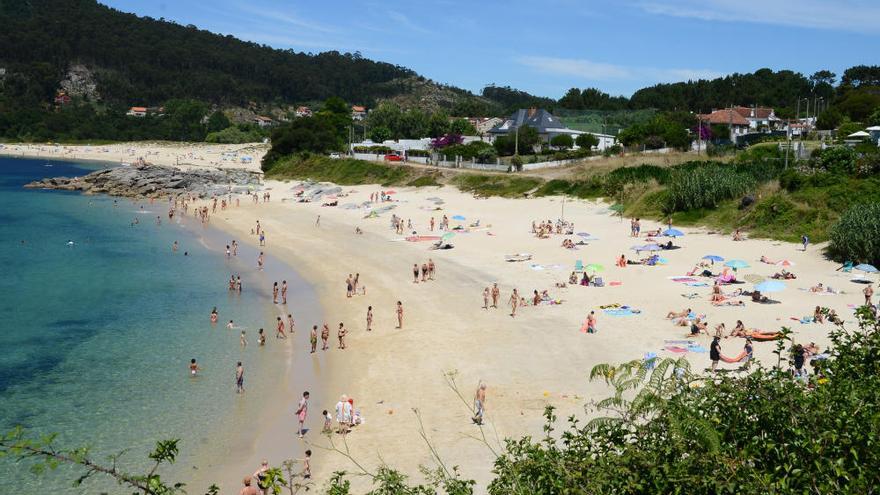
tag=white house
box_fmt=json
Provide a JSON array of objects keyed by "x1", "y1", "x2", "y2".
[
  {"x1": 351, "y1": 105, "x2": 367, "y2": 121},
  {"x1": 866, "y1": 126, "x2": 880, "y2": 146},
  {"x1": 487, "y1": 108, "x2": 617, "y2": 151},
  {"x1": 126, "y1": 106, "x2": 147, "y2": 117},
  {"x1": 253, "y1": 116, "x2": 274, "y2": 128},
  {"x1": 295, "y1": 106, "x2": 312, "y2": 118}
]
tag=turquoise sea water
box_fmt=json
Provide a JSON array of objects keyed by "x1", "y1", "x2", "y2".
[{"x1": 0, "y1": 157, "x2": 316, "y2": 494}]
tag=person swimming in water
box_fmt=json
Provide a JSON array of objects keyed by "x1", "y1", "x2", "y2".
[
  {"x1": 190, "y1": 358, "x2": 201, "y2": 376},
  {"x1": 210, "y1": 307, "x2": 218, "y2": 324}
]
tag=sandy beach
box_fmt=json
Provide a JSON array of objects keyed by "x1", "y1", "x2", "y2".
[
  {"x1": 205, "y1": 178, "x2": 856, "y2": 492},
  {"x1": 0, "y1": 142, "x2": 267, "y2": 173},
  {"x1": 7, "y1": 145, "x2": 862, "y2": 493}
]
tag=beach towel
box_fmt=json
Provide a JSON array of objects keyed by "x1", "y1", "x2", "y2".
[
  {"x1": 405, "y1": 235, "x2": 441, "y2": 242},
  {"x1": 665, "y1": 346, "x2": 688, "y2": 353},
  {"x1": 720, "y1": 351, "x2": 748, "y2": 363},
  {"x1": 604, "y1": 307, "x2": 641, "y2": 317},
  {"x1": 609, "y1": 281, "x2": 622, "y2": 286},
  {"x1": 669, "y1": 277, "x2": 699, "y2": 283},
  {"x1": 685, "y1": 282, "x2": 709, "y2": 287},
  {"x1": 688, "y1": 345, "x2": 708, "y2": 353}
]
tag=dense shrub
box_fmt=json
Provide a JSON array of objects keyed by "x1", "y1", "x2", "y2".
[
  {"x1": 666, "y1": 165, "x2": 754, "y2": 211},
  {"x1": 815, "y1": 146, "x2": 857, "y2": 174},
  {"x1": 829, "y1": 203, "x2": 880, "y2": 264},
  {"x1": 352, "y1": 145, "x2": 392, "y2": 153}
]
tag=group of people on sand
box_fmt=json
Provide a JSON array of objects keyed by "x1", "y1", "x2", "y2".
[
  {"x1": 345, "y1": 273, "x2": 363, "y2": 297},
  {"x1": 532, "y1": 219, "x2": 574, "y2": 238},
  {"x1": 411, "y1": 260, "x2": 436, "y2": 283}
]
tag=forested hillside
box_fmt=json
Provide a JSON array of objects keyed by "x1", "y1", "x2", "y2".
[{"x1": 0, "y1": 0, "x2": 414, "y2": 106}]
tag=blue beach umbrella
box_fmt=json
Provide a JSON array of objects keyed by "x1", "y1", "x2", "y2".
[
  {"x1": 724, "y1": 259, "x2": 749, "y2": 269},
  {"x1": 640, "y1": 244, "x2": 662, "y2": 252},
  {"x1": 663, "y1": 228, "x2": 684, "y2": 237},
  {"x1": 754, "y1": 280, "x2": 786, "y2": 293},
  {"x1": 854, "y1": 263, "x2": 879, "y2": 273},
  {"x1": 703, "y1": 255, "x2": 724, "y2": 262},
  {"x1": 451, "y1": 215, "x2": 466, "y2": 221}
]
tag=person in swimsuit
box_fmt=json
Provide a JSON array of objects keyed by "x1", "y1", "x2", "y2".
[
  {"x1": 272, "y1": 282, "x2": 279, "y2": 304},
  {"x1": 310, "y1": 325, "x2": 318, "y2": 353},
  {"x1": 743, "y1": 339, "x2": 754, "y2": 369},
  {"x1": 413, "y1": 264, "x2": 420, "y2": 284},
  {"x1": 302, "y1": 450, "x2": 311, "y2": 479},
  {"x1": 227, "y1": 320, "x2": 235, "y2": 329},
  {"x1": 346, "y1": 275, "x2": 353, "y2": 298},
  {"x1": 428, "y1": 259, "x2": 435, "y2": 279},
  {"x1": 257, "y1": 252, "x2": 264, "y2": 271},
  {"x1": 491, "y1": 283, "x2": 500, "y2": 308},
  {"x1": 240, "y1": 330, "x2": 247, "y2": 347},
  {"x1": 337, "y1": 322, "x2": 347, "y2": 349},
  {"x1": 235, "y1": 362, "x2": 244, "y2": 393},
  {"x1": 366, "y1": 306, "x2": 373, "y2": 331},
  {"x1": 253, "y1": 460, "x2": 269, "y2": 492},
  {"x1": 210, "y1": 307, "x2": 218, "y2": 324},
  {"x1": 864, "y1": 283, "x2": 874, "y2": 305},
  {"x1": 296, "y1": 391, "x2": 309, "y2": 438},
  {"x1": 730, "y1": 320, "x2": 747, "y2": 337},
  {"x1": 396, "y1": 301, "x2": 403, "y2": 329},
  {"x1": 287, "y1": 314, "x2": 295, "y2": 333},
  {"x1": 509, "y1": 289, "x2": 519, "y2": 317},
  {"x1": 189, "y1": 358, "x2": 201, "y2": 376},
  {"x1": 421, "y1": 263, "x2": 428, "y2": 282},
  {"x1": 258, "y1": 328, "x2": 266, "y2": 346},
  {"x1": 281, "y1": 280, "x2": 288, "y2": 305},
  {"x1": 237, "y1": 276, "x2": 242, "y2": 292},
  {"x1": 473, "y1": 383, "x2": 487, "y2": 425},
  {"x1": 586, "y1": 311, "x2": 597, "y2": 333},
  {"x1": 482, "y1": 287, "x2": 490, "y2": 309},
  {"x1": 276, "y1": 316, "x2": 286, "y2": 339},
  {"x1": 321, "y1": 324, "x2": 330, "y2": 350}
]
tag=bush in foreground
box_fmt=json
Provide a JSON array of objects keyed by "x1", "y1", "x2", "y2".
[{"x1": 829, "y1": 202, "x2": 880, "y2": 264}]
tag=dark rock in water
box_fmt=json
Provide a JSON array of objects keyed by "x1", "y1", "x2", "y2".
[{"x1": 23, "y1": 163, "x2": 262, "y2": 198}]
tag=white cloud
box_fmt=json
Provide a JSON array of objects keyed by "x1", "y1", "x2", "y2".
[
  {"x1": 386, "y1": 11, "x2": 430, "y2": 34},
  {"x1": 636, "y1": 0, "x2": 880, "y2": 34},
  {"x1": 517, "y1": 56, "x2": 722, "y2": 85},
  {"x1": 231, "y1": 3, "x2": 338, "y2": 34}
]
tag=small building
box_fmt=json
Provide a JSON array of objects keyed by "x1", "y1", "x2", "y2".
[
  {"x1": 468, "y1": 117, "x2": 503, "y2": 135},
  {"x1": 253, "y1": 116, "x2": 274, "y2": 128},
  {"x1": 697, "y1": 109, "x2": 750, "y2": 141},
  {"x1": 126, "y1": 106, "x2": 148, "y2": 117},
  {"x1": 351, "y1": 105, "x2": 367, "y2": 121},
  {"x1": 295, "y1": 106, "x2": 312, "y2": 118}
]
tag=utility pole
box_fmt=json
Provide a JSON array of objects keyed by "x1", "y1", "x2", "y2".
[
  {"x1": 697, "y1": 114, "x2": 702, "y2": 156},
  {"x1": 514, "y1": 125, "x2": 519, "y2": 156}
]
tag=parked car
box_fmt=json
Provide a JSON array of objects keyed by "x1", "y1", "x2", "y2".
[
  {"x1": 384, "y1": 153, "x2": 403, "y2": 162},
  {"x1": 328, "y1": 152, "x2": 342, "y2": 159}
]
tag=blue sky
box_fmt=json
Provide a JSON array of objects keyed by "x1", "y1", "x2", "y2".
[{"x1": 101, "y1": 0, "x2": 879, "y2": 98}]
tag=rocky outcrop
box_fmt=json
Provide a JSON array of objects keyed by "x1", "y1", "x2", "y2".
[
  {"x1": 60, "y1": 64, "x2": 99, "y2": 100},
  {"x1": 24, "y1": 163, "x2": 261, "y2": 198}
]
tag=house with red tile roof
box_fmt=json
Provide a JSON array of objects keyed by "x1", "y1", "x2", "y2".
[
  {"x1": 697, "y1": 108, "x2": 750, "y2": 141},
  {"x1": 351, "y1": 105, "x2": 367, "y2": 121},
  {"x1": 732, "y1": 106, "x2": 782, "y2": 130}
]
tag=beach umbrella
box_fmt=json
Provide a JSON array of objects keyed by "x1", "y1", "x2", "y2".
[
  {"x1": 663, "y1": 228, "x2": 685, "y2": 237},
  {"x1": 703, "y1": 255, "x2": 724, "y2": 262},
  {"x1": 385, "y1": 190, "x2": 397, "y2": 195},
  {"x1": 743, "y1": 274, "x2": 766, "y2": 284},
  {"x1": 724, "y1": 259, "x2": 749, "y2": 269},
  {"x1": 855, "y1": 263, "x2": 879, "y2": 273},
  {"x1": 754, "y1": 280, "x2": 786, "y2": 293},
  {"x1": 441, "y1": 232, "x2": 455, "y2": 241},
  {"x1": 640, "y1": 244, "x2": 662, "y2": 251},
  {"x1": 452, "y1": 215, "x2": 466, "y2": 221},
  {"x1": 775, "y1": 259, "x2": 795, "y2": 267},
  {"x1": 585, "y1": 263, "x2": 604, "y2": 272}
]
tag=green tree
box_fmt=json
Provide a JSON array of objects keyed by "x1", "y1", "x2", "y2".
[
  {"x1": 205, "y1": 111, "x2": 230, "y2": 133},
  {"x1": 449, "y1": 118, "x2": 477, "y2": 136},
  {"x1": 817, "y1": 107, "x2": 844, "y2": 130},
  {"x1": 262, "y1": 115, "x2": 342, "y2": 169},
  {"x1": 369, "y1": 125, "x2": 392, "y2": 143},
  {"x1": 516, "y1": 126, "x2": 540, "y2": 154},
  {"x1": 428, "y1": 110, "x2": 451, "y2": 138},
  {"x1": 550, "y1": 134, "x2": 573, "y2": 149},
  {"x1": 576, "y1": 133, "x2": 599, "y2": 149},
  {"x1": 162, "y1": 99, "x2": 209, "y2": 141}
]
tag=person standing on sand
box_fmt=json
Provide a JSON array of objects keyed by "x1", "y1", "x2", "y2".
[
  {"x1": 258, "y1": 328, "x2": 266, "y2": 346},
  {"x1": 509, "y1": 289, "x2": 520, "y2": 317},
  {"x1": 491, "y1": 283, "x2": 500, "y2": 308},
  {"x1": 337, "y1": 322, "x2": 347, "y2": 349},
  {"x1": 430, "y1": 217, "x2": 435, "y2": 231},
  {"x1": 428, "y1": 259, "x2": 435, "y2": 280},
  {"x1": 353, "y1": 273, "x2": 360, "y2": 294},
  {"x1": 276, "y1": 316, "x2": 286, "y2": 339},
  {"x1": 801, "y1": 234, "x2": 809, "y2": 251},
  {"x1": 235, "y1": 362, "x2": 244, "y2": 393},
  {"x1": 316, "y1": 215, "x2": 320, "y2": 227},
  {"x1": 321, "y1": 324, "x2": 330, "y2": 350},
  {"x1": 346, "y1": 274, "x2": 353, "y2": 298},
  {"x1": 366, "y1": 306, "x2": 373, "y2": 331},
  {"x1": 482, "y1": 287, "x2": 490, "y2": 309},
  {"x1": 281, "y1": 280, "x2": 288, "y2": 305},
  {"x1": 296, "y1": 391, "x2": 309, "y2": 438},
  {"x1": 473, "y1": 383, "x2": 487, "y2": 425},
  {"x1": 257, "y1": 252, "x2": 264, "y2": 271},
  {"x1": 396, "y1": 301, "x2": 404, "y2": 329},
  {"x1": 232, "y1": 240, "x2": 238, "y2": 256},
  {"x1": 864, "y1": 283, "x2": 874, "y2": 305},
  {"x1": 310, "y1": 325, "x2": 318, "y2": 353},
  {"x1": 421, "y1": 262, "x2": 428, "y2": 282},
  {"x1": 287, "y1": 314, "x2": 295, "y2": 333},
  {"x1": 710, "y1": 336, "x2": 721, "y2": 372},
  {"x1": 272, "y1": 282, "x2": 279, "y2": 304},
  {"x1": 413, "y1": 264, "x2": 420, "y2": 284}
]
